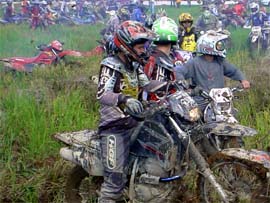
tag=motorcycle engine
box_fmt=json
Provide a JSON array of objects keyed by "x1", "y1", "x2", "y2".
[{"x1": 132, "y1": 158, "x2": 180, "y2": 203}]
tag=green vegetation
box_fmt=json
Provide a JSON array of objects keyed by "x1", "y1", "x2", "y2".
[{"x1": 0, "y1": 5, "x2": 269, "y2": 202}]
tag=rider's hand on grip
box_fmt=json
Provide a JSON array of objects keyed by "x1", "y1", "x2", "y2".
[{"x1": 125, "y1": 98, "x2": 144, "y2": 115}]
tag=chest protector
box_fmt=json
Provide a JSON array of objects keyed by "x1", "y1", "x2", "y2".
[{"x1": 101, "y1": 57, "x2": 148, "y2": 98}]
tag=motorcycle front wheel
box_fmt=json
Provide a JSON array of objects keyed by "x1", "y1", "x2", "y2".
[
  {"x1": 198, "y1": 156, "x2": 268, "y2": 203},
  {"x1": 65, "y1": 165, "x2": 103, "y2": 203}
]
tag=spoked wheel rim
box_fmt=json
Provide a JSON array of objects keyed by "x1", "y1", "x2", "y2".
[{"x1": 200, "y1": 159, "x2": 266, "y2": 203}]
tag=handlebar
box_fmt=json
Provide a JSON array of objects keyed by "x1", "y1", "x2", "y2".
[{"x1": 126, "y1": 101, "x2": 168, "y2": 121}]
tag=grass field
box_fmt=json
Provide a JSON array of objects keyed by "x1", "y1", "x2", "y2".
[{"x1": 0, "y1": 5, "x2": 269, "y2": 203}]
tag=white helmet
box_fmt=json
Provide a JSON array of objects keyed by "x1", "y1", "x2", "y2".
[
  {"x1": 196, "y1": 30, "x2": 228, "y2": 58},
  {"x1": 250, "y1": 2, "x2": 259, "y2": 14}
]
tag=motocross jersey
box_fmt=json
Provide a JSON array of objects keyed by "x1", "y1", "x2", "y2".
[
  {"x1": 97, "y1": 56, "x2": 149, "y2": 129},
  {"x1": 144, "y1": 48, "x2": 175, "y2": 82},
  {"x1": 178, "y1": 27, "x2": 198, "y2": 52},
  {"x1": 175, "y1": 56, "x2": 246, "y2": 92},
  {"x1": 247, "y1": 12, "x2": 268, "y2": 27}
]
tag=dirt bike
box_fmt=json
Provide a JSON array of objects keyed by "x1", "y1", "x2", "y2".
[
  {"x1": 54, "y1": 82, "x2": 270, "y2": 203},
  {"x1": 184, "y1": 86, "x2": 257, "y2": 150},
  {"x1": 0, "y1": 40, "x2": 86, "y2": 72},
  {"x1": 246, "y1": 24, "x2": 270, "y2": 58}
]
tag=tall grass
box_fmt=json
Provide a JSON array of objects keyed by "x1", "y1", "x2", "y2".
[{"x1": 0, "y1": 5, "x2": 269, "y2": 202}]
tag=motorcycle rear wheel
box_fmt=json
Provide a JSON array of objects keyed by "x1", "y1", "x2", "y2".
[
  {"x1": 65, "y1": 165, "x2": 103, "y2": 203},
  {"x1": 198, "y1": 155, "x2": 268, "y2": 203}
]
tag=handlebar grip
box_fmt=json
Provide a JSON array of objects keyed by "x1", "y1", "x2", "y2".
[{"x1": 125, "y1": 103, "x2": 167, "y2": 121}]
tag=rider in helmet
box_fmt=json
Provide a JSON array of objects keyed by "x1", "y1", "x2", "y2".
[
  {"x1": 178, "y1": 12, "x2": 198, "y2": 52},
  {"x1": 97, "y1": 20, "x2": 158, "y2": 203},
  {"x1": 175, "y1": 30, "x2": 250, "y2": 93},
  {"x1": 196, "y1": 9, "x2": 220, "y2": 32},
  {"x1": 244, "y1": 2, "x2": 269, "y2": 50},
  {"x1": 144, "y1": 16, "x2": 178, "y2": 83},
  {"x1": 245, "y1": 2, "x2": 268, "y2": 27}
]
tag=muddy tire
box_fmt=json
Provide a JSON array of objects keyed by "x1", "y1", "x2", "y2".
[
  {"x1": 197, "y1": 155, "x2": 268, "y2": 203},
  {"x1": 65, "y1": 165, "x2": 103, "y2": 203}
]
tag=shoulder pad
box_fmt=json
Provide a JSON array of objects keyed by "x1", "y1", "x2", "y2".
[
  {"x1": 157, "y1": 56, "x2": 174, "y2": 69},
  {"x1": 100, "y1": 57, "x2": 124, "y2": 72}
]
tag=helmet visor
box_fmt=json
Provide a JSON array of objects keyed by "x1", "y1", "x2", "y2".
[{"x1": 216, "y1": 41, "x2": 225, "y2": 51}]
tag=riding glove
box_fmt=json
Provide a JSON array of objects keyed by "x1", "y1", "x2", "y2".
[{"x1": 125, "y1": 98, "x2": 144, "y2": 115}]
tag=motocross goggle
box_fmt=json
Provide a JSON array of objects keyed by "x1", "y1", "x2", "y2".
[
  {"x1": 216, "y1": 40, "x2": 225, "y2": 51},
  {"x1": 181, "y1": 21, "x2": 192, "y2": 24}
]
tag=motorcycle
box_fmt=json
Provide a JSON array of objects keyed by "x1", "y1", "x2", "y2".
[
  {"x1": 0, "y1": 40, "x2": 86, "y2": 72},
  {"x1": 54, "y1": 82, "x2": 269, "y2": 203},
  {"x1": 189, "y1": 86, "x2": 257, "y2": 150},
  {"x1": 246, "y1": 24, "x2": 270, "y2": 58}
]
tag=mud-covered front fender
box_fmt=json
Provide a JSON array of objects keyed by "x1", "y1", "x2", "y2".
[
  {"x1": 202, "y1": 122, "x2": 257, "y2": 137},
  {"x1": 220, "y1": 148, "x2": 270, "y2": 169}
]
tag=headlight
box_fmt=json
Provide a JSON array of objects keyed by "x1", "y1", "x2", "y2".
[
  {"x1": 189, "y1": 107, "x2": 201, "y2": 122},
  {"x1": 217, "y1": 102, "x2": 231, "y2": 112}
]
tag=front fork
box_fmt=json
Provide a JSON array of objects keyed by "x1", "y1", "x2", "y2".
[{"x1": 168, "y1": 116, "x2": 230, "y2": 203}]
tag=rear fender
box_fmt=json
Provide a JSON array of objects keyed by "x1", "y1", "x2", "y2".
[
  {"x1": 202, "y1": 122, "x2": 257, "y2": 137},
  {"x1": 220, "y1": 148, "x2": 270, "y2": 169},
  {"x1": 54, "y1": 129, "x2": 98, "y2": 147}
]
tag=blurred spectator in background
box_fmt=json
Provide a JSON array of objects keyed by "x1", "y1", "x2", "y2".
[
  {"x1": 76, "y1": 0, "x2": 85, "y2": 17},
  {"x1": 170, "y1": 0, "x2": 175, "y2": 7},
  {"x1": 4, "y1": 0, "x2": 14, "y2": 22},
  {"x1": 131, "y1": 4, "x2": 145, "y2": 23},
  {"x1": 21, "y1": 0, "x2": 30, "y2": 16},
  {"x1": 176, "y1": 0, "x2": 181, "y2": 8},
  {"x1": 187, "y1": 0, "x2": 191, "y2": 7},
  {"x1": 60, "y1": 0, "x2": 69, "y2": 14},
  {"x1": 30, "y1": 1, "x2": 42, "y2": 29},
  {"x1": 149, "y1": 0, "x2": 155, "y2": 15},
  {"x1": 196, "y1": 9, "x2": 220, "y2": 32}
]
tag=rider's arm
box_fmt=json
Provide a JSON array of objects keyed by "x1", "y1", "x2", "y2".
[
  {"x1": 175, "y1": 59, "x2": 194, "y2": 81},
  {"x1": 223, "y1": 60, "x2": 245, "y2": 80},
  {"x1": 97, "y1": 65, "x2": 123, "y2": 106}
]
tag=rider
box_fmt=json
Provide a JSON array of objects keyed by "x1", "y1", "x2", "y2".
[
  {"x1": 245, "y1": 2, "x2": 269, "y2": 49},
  {"x1": 178, "y1": 12, "x2": 198, "y2": 53},
  {"x1": 245, "y1": 2, "x2": 268, "y2": 27},
  {"x1": 196, "y1": 9, "x2": 220, "y2": 32},
  {"x1": 175, "y1": 30, "x2": 250, "y2": 93},
  {"x1": 144, "y1": 16, "x2": 178, "y2": 83},
  {"x1": 96, "y1": 20, "x2": 156, "y2": 203}
]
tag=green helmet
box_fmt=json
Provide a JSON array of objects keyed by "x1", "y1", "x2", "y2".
[{"x1": 152, "y1": 16, "x2": 178, "y2": 43}]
